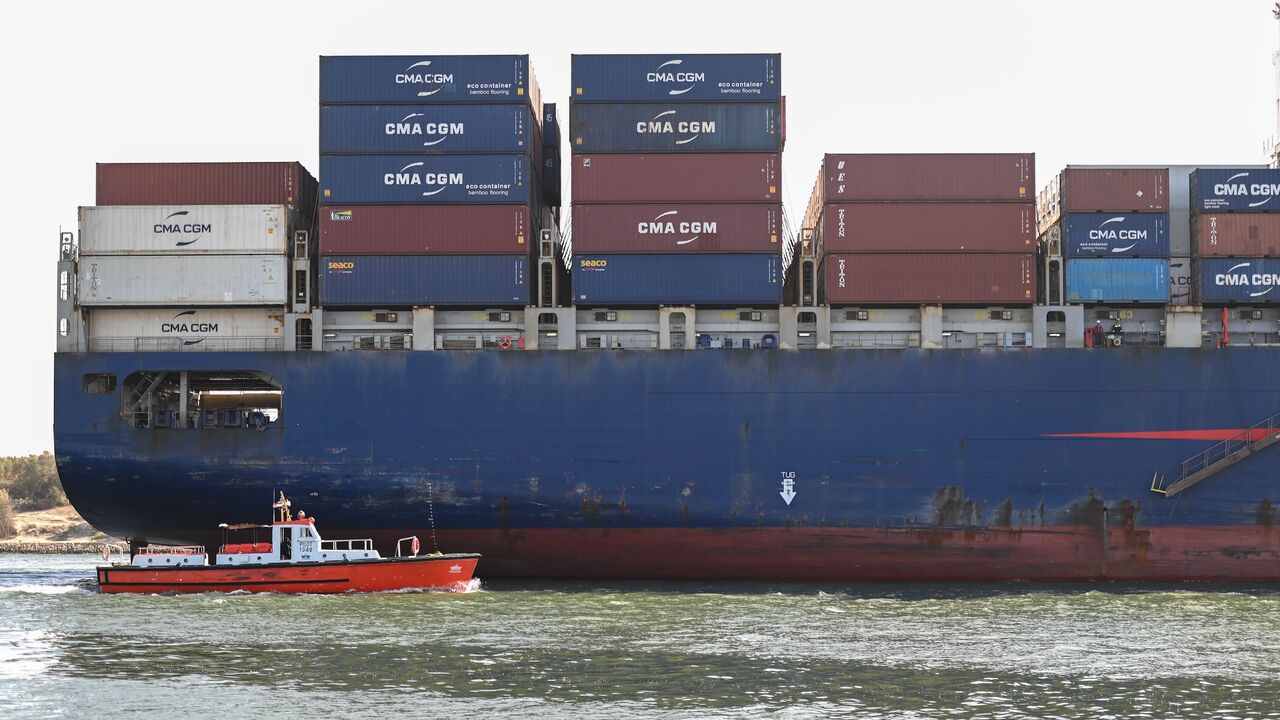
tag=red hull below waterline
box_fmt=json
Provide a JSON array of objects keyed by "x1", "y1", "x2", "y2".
[
  {"x1": 97, "y1": 554, "x2": 480, "y2": 594},
  {"x1": 423, "y1": 527, "x2": 1280, "y2": 583}
]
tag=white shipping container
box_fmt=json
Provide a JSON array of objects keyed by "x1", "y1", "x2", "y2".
[
  {"x1": 87, "y1": 307, "x2": 285, "y2": 339},
  {"x1": 1169, "y1": 256, "x2": 1192, "y2": 307},
  {"x1": 78, "y1": 205, "x2": 294, "y2": 255},
  {"x1": 77, "y1": 255, "x2": 287, "y2": 306}
]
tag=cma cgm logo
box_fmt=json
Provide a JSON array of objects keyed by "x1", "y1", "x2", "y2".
[
  {"x1": 637, "y1": 210, "x2": 717, "y2": 246},
  {"x1": 634, "y1": 110, "x2": 716, "y2": 145},
  {"x1": 1213, "y1": 172, "x2": 1280, "y2": 208},
  {"x1": 1215, "y1": 262, "x2": 1280, "y2": 297},
  {"x1": 384, "y1": 162, "x2": 462, "y2": 196},
  {"x1": 1089, "y1": 217, "x2": 1148, "y2": 253},
  {"x1": 154, "y1": 211, "x2": 212, "y2": 247},
  {"x1": 647, "y1": 59, "x2": 704, "y2": 96},
  {"x1": 395, "y1": 60, "x2": 454, "y2": 97},
  {"x1": 162, "y1": 310, "x2": 216, "y2": 346},
  {"x1": 385, "y1": 113, "x2": 464, "y2": 147}
]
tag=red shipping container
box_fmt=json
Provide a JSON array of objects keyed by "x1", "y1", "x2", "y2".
[
  {"x1": 319, "y1": 205, "x2": 533, "y2": 255},
  {"x1": 824, "y1": 253, "x2": 1035, "y2": 305},
  {"x1": 1193, "y1": 214, "x2": 1280, "y2": 257},
  {"x1": 571, "y1": 203, "x2": 781, "y2": 253},
  {"x1": 96, "y1": 162, "x2": 318, "y2": 215},
  {"x1": 572, "y1": 154, "x2": 779, "y2": 203},
  {"x1": 819, "y1": 154, "x2": 1033, "y2": 203},
  {"x1": 1061, "y1": 167, "x2": 1168, "y2": 212},
  {"x1": 821, "y1": 203, "x2": 1035, "y2": 253}
]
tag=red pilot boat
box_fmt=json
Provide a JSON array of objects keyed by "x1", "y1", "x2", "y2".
[{"x1": 96, "y1": 494, "x2": 480, "y2": 594}]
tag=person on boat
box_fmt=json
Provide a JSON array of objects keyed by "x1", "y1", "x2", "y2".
[{"x1": 1091, "y1": 321, "x2": 1104, "y2": 348}]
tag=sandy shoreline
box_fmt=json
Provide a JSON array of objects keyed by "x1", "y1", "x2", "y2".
[{"x1": 0, "y1": 505, "x2": 122, "y2": 553}]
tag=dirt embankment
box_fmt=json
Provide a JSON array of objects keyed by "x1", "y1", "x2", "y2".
[{"x1": 0, "y1": 506, "x2": 123, "y2": 553}]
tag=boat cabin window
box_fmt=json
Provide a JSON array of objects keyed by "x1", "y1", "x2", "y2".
[
  {"x1": 120, "y1": 370, "x2": 282, "y2": 429},
  {"x1": 83, "y1": 374, "x2": 117, "y2": 394}
]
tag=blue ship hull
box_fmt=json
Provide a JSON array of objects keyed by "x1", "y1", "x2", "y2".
[{"x1": 53, "y1": 349, "x2": 1280, "y2": 581}]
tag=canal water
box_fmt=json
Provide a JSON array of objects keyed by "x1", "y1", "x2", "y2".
[{"x1": 2, "y1": 554, "x2": 1278, "y2": 718}]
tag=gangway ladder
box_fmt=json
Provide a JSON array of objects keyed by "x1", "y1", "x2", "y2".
[
  {"x1": 1151, "y1": 411, "x2": 1280, "y2": 496},
  {"x1": 122, "y1": 371, "x2": 169, "y2": 426}
]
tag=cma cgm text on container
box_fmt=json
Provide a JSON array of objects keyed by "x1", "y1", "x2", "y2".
[
  {"x1": 78, "y1": 205, "x2": 296, "y2": 255},
  {"x1": 320, "y1": 105, "x2": 540, "y2": 155},
  {"x1": 320, "y1": 55, "x2": 539, "y2": 108},
  {"x1": 570, "y1": 103, "x2": 783, "y2": 153},
  {"x1": 1191, "y1": 169, "x2": 1280, "y2": 212},
  {"x1": 320, "y1": 155, "x2": 531, "y2": 204},
  {"x1": 571, "y1": 54, "x2": 780, "y2": 102},
  {"x1": 571, "y1": 204, "x2": 780, "y2": 253},
  {"x1": 1064, "y1": 213, "x2": 1170, "y2": 257},
  {"x1": 1198, "y1": 258, "x2": 1280, "y2": 303}
]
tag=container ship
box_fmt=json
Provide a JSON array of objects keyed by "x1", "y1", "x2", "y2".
[{"x1": 53, "y1": 51, "x2": 1280, "y2": 582}]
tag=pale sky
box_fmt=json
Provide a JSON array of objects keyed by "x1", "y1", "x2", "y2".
[{"x1": 0, "y1": 1, "x2": 1274, "y2": 455}]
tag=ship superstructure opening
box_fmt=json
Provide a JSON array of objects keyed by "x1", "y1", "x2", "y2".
[{"x1": 118, "y1": 370, "x2": 281, "y2": 429}]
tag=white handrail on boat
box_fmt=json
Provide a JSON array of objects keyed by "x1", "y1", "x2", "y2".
[{"x1": 320, "y1": 539, "x2": 373, "y2": 552}]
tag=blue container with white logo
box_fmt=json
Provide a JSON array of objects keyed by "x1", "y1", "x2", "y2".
[
  {"x1": 319, "y1": 155, "x2": 530, "y2": 205},
  {"x1": 1065, "y1": 258, "x2": 1169, "y2": 303},
  {"x1": 1197, "y1": 257, "x2": 1280, "y2": 303},
  {"x1": 572, "y1": 54, "x2": 781, "y2": 103},
  {"x1": 320, "y1": 55, "x2": 534, "y2": 105},
  {"x1": 321, "y1": 255, "x2": 529, "y2": 307},
  {"x1": 1063, "y1": 213, "x2": 1170, "y2": 257},
  {"x1": 570, "y1": 102, "x2": 783, "y2": 153},
  {"x1": 542, "y1": 103, "x2": 560, "y2": 150},
  {"x1": 320, "y1": 105, "x2": 538, "y2": 155},
  {"x1": 1190, "y1": 168, "x2": 1280, "y2": 212},
  {"x1": 573, "y1": 254, "x2": 781, "y2": 305}
]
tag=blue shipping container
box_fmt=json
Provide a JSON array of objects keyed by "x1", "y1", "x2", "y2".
[
  {"x1": 1065, "y1": 258, "x2": 1169, "y2": 303},
  {"x1": 322, "y1": 255, "x2": 528, "y2": 306},
  {"x1": 570, "y1": 102, "x2": 782, "y2": 153},
  {"x1": 1198, "y1": 258, "x2": 1280, "y2": 303},
  {"x1": 1190, "y1": 168, "x2": 1280, "y2": 212},
  {"x1": 573, "y1": 254, "x2": 780, "y2": 305},
  {"x1": 1064, "y1": 213, "x2": 1170, "y2": 257},
  {"x1": 320, "y1": 105, "x2": 537, "y2": 155},
  {"x1": 320, "y1": 55, "x2": 533, "y2": 105},
  {"x1": 320, "y1": 155, "x2": 530, "y2": 205},
  {"x1": 543, "y1": 102, "x2": 560, "y2": 149},
  {"x1": 572, "y1": 54, "x2": 781, "y2": 103}
]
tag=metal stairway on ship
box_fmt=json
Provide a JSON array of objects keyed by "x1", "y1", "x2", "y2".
[{"x1": 1151, "y1": 412, "x2": 1280, "y2": 497}]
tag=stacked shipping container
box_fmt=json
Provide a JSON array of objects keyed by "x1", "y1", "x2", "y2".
[
  {"x1": 1190, "y1": 168, "x2": 1280, "y2": 304},
  {"x1": 569, "y1": 54, "x2": 784, "y2": 305},
  {"x1": 1045, "y1": 167, "x2": 1171, "y2": 304},
  {"x1": 317, "y1": 55, "x2": 548, "y2": 307},
  {"x1": 804, "y1": 154, "x2": 1036, "y2": 305},
  {"x1": 79, "y1": 163, "x2": 317, "y2": 349}
]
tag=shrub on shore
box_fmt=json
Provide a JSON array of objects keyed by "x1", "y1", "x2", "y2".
[
  {"x1": 0, "y1": 489, "x2": 15, "y2": 539},
  {"x1": 0, "y1": 452, "x2": 66, "y2": 511}
]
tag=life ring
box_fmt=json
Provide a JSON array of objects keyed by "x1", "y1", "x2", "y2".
[
  {"x1": 410, "y1": 536, "x2": 421, "y2": 556},
  {"x1": 497, "y1": 335, "x2": 513, "y2": 350}
]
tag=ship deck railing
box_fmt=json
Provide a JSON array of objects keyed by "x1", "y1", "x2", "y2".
[
  {"x1": 87, "y1": 337, "x2": 285, "y2": 353},
  {"x1": 137, "y1": 545, "x2": 206, "y2": 556},
  {"x1": 319, "y1": 539, "x2": 373, "y2": 552},
  {"x1": 1178, "y1": 412, "x2": 1280, "y2": 480}
]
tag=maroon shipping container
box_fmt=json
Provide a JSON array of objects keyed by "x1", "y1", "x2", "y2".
[
  {"x1": 1193, "y1": 214, "x2": 1280, "y2": 257},
  {"x1": 821, "y1": 203, "x2": 1035, "y2": 254},
  {"x1": 96, "y1": 162, "x2": 318, "y2": 215},
  {"x1": 1060, "y1": 167, "x2": 1168, "y2": 212},
  {"x1": 824, "y1": 253, "x2": 1036, "y2": 305},
  {"x1": 820, "y1": 154, "x2": 1033, "y2": 203},
  {"x1": 319, "y1": 205, "x2": 532, "y2": 255},
  {"x1": 572, "y1": 154, "x2": 779, "y2": 203},
  {"x1": 571, "y1": 203, "x2": 781, "y2": 253}
]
